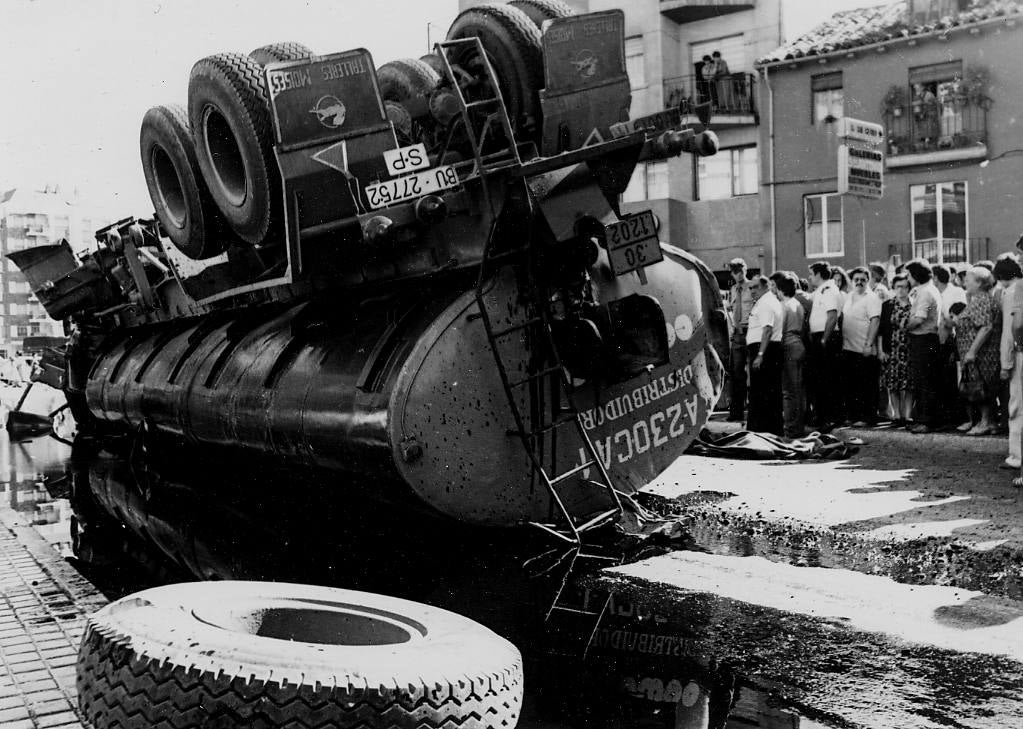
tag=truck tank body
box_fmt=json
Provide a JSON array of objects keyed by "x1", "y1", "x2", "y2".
[{"x1": 84, "y1": 245, "x2": 724, "y2": 527}]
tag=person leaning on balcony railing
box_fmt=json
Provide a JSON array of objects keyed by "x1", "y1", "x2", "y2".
[
  {"x1": 699, "y1": 55, "x2": 716, "y2": 107},
  {"x1": 995, "y1": 255, "x2": 1023, "y2": 472},
  {"x1": 711, "y1": 51, "x2": 731, "y2": 109}
]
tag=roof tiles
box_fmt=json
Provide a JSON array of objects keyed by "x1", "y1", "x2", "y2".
[{"x1": 757, "y1": 0, "x2": 1023, "y2": 65}]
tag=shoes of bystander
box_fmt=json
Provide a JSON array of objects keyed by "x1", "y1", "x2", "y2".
[{"x1": 910, "y1": 424, "x2": 933, "y2": 434}]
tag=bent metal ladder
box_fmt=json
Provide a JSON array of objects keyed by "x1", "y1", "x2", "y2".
[{"x1": 434, "y1": 38, "x2": 624, "y2": 552}]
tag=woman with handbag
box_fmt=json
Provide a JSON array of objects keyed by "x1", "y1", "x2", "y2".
[{"x1": 954, "y1": 266, "x2": 1000, "y2": 435}]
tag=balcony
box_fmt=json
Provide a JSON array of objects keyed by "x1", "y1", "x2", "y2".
[
  {"x1": 882, "y1": 97, "x2": 989, "y2": 168},
  {"x1": 886, "y1": 237, "x2": 990, "y2": 265},
  {"x1": 660, "y1": 0, "x2": 754, "y2": 23},
  {"x1": 663, "y1": 73, "x2": 758, "y2": 126}
]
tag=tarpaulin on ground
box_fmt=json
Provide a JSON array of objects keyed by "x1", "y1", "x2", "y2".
[{"x1": 685, "y1": 428, "x2": 858, "y2": 460}]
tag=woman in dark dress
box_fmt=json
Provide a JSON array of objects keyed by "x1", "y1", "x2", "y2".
[
  {"x1": 954, "y1": 266, "x2": 1000, "y2": 435},
  {"x1": 878, "y1": 274, "x2": 913, "y2": 424}
]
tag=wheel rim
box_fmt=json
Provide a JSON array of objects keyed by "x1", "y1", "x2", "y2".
[
  {"x1": 192, "y1": 598, "x2": 428, "y2": 646},
  {"x1": 150, "y1": 146, "x2": 188, "y2": 229},
  {"x1": 202, "y1": 106, "x2": 248, "y2": 207}
]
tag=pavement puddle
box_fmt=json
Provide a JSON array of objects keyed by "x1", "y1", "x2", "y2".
[
  {"x1": 862, "y1": 518, "x2": 989, "y2": 541},
  {"x1": 608, "y1": 550, "x2": 1023, "y2": 661}
]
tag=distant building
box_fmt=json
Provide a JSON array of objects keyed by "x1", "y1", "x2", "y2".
[
  {"x1": 458, "y1": 0, "x2": 785, "y2": 282},
  {"x1": 756, "y1": 0, "x2": 1023, "y2": 274},
  {"x1": 0, "y1": 185, "x2": 109, "y2": 353}
]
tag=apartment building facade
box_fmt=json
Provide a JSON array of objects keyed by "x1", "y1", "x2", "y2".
[
  {"x1": 0, "y1": 186, "x2": 108, "y2": 353},
  {"x1": 458, "y1": 0, "x2": 784, "y2": 279},
  {"x1": 756, "y1": 0, "x2": 1023, "y2": 274}
]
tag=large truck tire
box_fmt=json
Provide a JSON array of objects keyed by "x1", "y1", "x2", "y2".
[
  {"x1": 446, "y1": 4, "x2": 544, "y2": 141},
  {"x1": 419, "y1": 53, "x2": 447, "y2": 78},
  {"x1": 378, "y1": 58, "x2": 441, "y2": 101},
  {"x1": 76, "y1": 581, "x2": 524, "y2": 729},
  {"x1": 139, "y1": 104, "x2": 227, "y2": 260},
  {"x1": 508, "y1": 0, "x2": 575, "y2": 27},
  {"x1": 249, "y1": 41, "x2": 315, "y2": 66},
  {"x1": 188, "y1": 53, "x2": 279, "y2": 246}
]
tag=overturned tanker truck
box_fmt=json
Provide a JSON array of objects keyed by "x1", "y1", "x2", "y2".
[{"x1": 13, "y1": 3, "x2": 728, "y2": 545}]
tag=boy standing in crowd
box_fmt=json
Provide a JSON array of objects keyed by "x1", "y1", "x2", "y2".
[{"x1": 727, "y1": 258, "x2": 753, "y2": 421}]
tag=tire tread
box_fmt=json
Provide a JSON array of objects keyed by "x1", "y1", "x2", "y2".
[
  {"x1": 188, "y1": 52, "x2": 279, "y2": 244},
  {"x1": 249, "y1": 42, "x2": 315, "y2": 65},
  {"x1": 77, "y1": 620, "x2": 523, "y2": 729},
  {"x1": 508, "y1": 0, "x2": 575, "y2": 26}
]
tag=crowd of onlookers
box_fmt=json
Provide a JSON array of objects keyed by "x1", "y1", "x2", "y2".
[
  {"x1": 726, "y1": 249, "x2": 1023, "y2": 488},
  {"x1": 0, "y1": 351, "x2": 38, "y2": 386}
]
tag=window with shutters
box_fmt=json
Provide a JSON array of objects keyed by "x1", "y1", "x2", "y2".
[
  {"x1": 911, "y1": 181, "x2": 968, "y2": 263},
  {"x1": 696, "y1": 146, "x2": 758, "y2": 200},
  {"x1": 622, "y1": 161, "x2": 669, "y2": 202},
  {"x1": 804, "y1": 193, "x2": 843, "y2": 257},
  {"x1": 811, "y1": 72, "x2": 843, "y2": 123}
]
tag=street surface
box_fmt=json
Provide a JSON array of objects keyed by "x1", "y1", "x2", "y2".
[{"x1": 1, "y1": 427, "x2": 1021, "y2": 728}]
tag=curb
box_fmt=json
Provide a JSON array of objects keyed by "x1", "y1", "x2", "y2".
[{"x1": 835, "y1": 424, "x2": 1008, "y2": 456}]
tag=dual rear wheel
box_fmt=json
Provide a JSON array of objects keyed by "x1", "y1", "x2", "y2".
[{"x1": 141, "y1": 2, "x2": 578, "y2": 260}]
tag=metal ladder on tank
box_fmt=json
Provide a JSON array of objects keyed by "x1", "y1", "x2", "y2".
[{"x1": 436, "y1": 39, "x2": 624, "y2": 655}]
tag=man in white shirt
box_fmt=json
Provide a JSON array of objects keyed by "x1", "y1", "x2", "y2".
[
  {"x1": 996, "y1": 257, "x2": 1023, "y2": 468},
  {"x1": 746, "y1": 275, "x2": 784, "y2": 435},
  {"x1": 842, "y1": 267, "x2": 883, "y2": 426},
  {"x1": 806, "y1": 261, "x2": 841, "y2": 430}
]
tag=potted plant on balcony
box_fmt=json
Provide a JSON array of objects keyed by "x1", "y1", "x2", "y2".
[
  {"x1": 963, "y1": 65, "x2": 991, "y2": 107},
  {"x1": 882, "y1": 84, "x2": 908, "y2": 117}
]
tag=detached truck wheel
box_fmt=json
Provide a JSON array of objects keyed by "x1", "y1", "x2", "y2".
[
  {"x1": 77, "y1": 581, "x2": 524, "y2": 729},
  {"x1": 378, "y1": 58, "x2": 441, "y2": 101},
  {"x1": 508, "y1": 0, "x2": 576, "y2": 27},
  {"x1": 140, "y1": 104, "x2": 227, "y2": 260},
  {"x1": 249, "y1": 41, "x2": 316, "y2": 66},
  {"x1": 446, "y1": 4, "x2": 544, "y2": 142},
  {"x1": 189, "y1": 53, "x2": 280, "y2": 246}
]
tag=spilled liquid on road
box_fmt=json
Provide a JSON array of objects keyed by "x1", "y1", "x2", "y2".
[{"x1": 2, "y1": 432, "x2": 1020, "y2": 728}]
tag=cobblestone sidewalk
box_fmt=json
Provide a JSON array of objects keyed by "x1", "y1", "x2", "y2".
[{"x1": 0, "y1": 508, "x2": 107, "y2": 729}]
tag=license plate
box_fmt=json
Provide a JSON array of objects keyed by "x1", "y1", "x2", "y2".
[
  {"x1": 608, "y1": 237, "x2": 663, "y2": 276},
  {"x1": 609, "y1": 108, "x2": 681, "y2": 138},
  {"x1": 606, "y1": 211, "x2": 661, "y2": 275},
  {"x1": 364, "y1": 165, "x2": 459, "y2": 209}
]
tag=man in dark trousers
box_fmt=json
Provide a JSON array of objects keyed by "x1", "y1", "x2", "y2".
[
  {"x1": 727, "y1": 258, "x2": 753, "y2": 421},
  {"x1": 746, "y1": 275, "x2": 784, "y2": 435},
  {"x1": 806, "y1": 261, "x2": 842, "y2": 430}
]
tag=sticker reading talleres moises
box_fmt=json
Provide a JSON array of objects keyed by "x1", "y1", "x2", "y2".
[
  {"x1": 265, "y1": 49, "x2": 387, "y2": 148},
  {"x1": 542, "y1": 10, "x2": 626, "y2": 92}
]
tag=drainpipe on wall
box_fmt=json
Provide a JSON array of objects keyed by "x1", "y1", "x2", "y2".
[{"x1": 762, "y1": 65, "x2": 777, "y2": 273}]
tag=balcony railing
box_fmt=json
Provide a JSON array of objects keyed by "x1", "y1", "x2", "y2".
[
  {"x1": 882, "y1": 96, "x2": 989, "y2": 157},
  {"x1": 663, "y1": 72, "x2": 757, "y2": 119},
  {"x1": 886, "y1": 237, "x2": 990, "y2": 265}
]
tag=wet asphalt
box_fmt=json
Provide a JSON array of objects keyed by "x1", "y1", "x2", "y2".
[{"x1": 1, "y1": 427, "x2": 1021, "y2": 728}]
